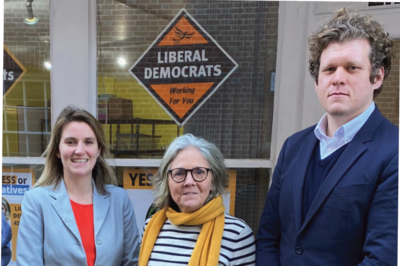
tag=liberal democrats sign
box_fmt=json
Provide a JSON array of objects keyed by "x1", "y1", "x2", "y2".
[{"x1": 129, "y1": 9, "x2": 238, "y2": 126}]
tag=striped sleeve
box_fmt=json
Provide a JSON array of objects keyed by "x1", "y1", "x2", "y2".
[{"x1": 220, "y1": 215, "x2": 256, "y2": 265}]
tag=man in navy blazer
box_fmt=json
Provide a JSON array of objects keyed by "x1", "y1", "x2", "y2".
[{"x1": 256, "y1": 8, "x2": 398, "y2": 266}]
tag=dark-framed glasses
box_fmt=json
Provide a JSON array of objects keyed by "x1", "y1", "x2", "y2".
[{"x1": 168, "y1": 167, "x2": 211, "y2": 183}]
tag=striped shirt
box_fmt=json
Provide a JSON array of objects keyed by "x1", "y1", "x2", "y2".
[{"x1": 141, "y1": 213, "x2": 256, "y2": 266}]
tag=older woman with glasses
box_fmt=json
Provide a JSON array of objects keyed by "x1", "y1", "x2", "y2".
[{"x1": 139, "y1": 134, "x2": 255, "y2": 266}]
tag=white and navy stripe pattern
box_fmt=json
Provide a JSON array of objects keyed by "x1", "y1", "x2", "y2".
[{"x1": 141, "y1": 214, "x2": 256, "y2": 266}]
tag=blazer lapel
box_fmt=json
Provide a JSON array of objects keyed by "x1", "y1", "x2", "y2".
[
  {"x1": 93, "y1": 185, "x2": 110, "y2": 237},
  {"x1": 50, "y1": 180, "x2": 82, "y2": 243},
  {"x1": 293, "y1": 134, "x2": 319, "y2": 232},
  {"x1": 299, "y1": 108, "x2": 383, "y2": 233}
]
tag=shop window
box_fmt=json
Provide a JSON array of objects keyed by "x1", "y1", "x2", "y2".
[
  {"x1": 97, "y1": 0, "x2": 278, "y2": 160},
  {"x1": 3, "y1": 0, "x2": 51, "y2": 157}
]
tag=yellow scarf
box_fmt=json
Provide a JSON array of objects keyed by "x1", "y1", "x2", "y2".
[{"x1": 139, "y1": 196, "x2": 225, "y2": 266}]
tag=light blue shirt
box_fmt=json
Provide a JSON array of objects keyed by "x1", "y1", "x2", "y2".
[{"x1": 314, "y1": 102, "x2": 375, "y2": 159}]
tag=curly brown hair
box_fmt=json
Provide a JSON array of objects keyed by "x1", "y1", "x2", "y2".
[{"x1": 308, "y1": 8, "x2": 394, "y2": 97}]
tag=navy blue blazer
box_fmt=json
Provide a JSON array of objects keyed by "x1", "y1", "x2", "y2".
[
  {"x1": 17, "y1": 180, "x2": 140, "y2": 266},
  {"x1": 256, "y1": 108, "x2": 398, "y2": 266}
]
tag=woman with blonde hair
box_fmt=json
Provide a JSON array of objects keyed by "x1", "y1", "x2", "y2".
[
  {"x1": 17, "y1": 105, "x2": 140, "y2": 266},
  {"x1": 140, "y1": 134, "x2": 255, "y2": 265}
]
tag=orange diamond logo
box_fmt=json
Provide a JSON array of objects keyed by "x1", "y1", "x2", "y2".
[{"x1": 130, "y1": 9, "x2": 238, "y2": 126}]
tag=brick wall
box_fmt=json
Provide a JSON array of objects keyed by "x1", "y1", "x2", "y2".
[
  {"x1": 4, "y1": 0, "x2": 50, "y2": 72},
  {"x1": 183, "y1": 2, "x2": 277, "y2": 161},
  {"x1": 375, "y1": 40, "x2": 399, "y2": 126}
]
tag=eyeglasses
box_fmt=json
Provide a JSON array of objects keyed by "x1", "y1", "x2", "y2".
[{"x1": 168, "y1": 167, "x2": 211, "y2": 183}]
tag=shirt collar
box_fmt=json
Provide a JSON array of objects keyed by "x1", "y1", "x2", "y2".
[{"x1": 314, "y1": 102, "x2": 375, "y2": 141}]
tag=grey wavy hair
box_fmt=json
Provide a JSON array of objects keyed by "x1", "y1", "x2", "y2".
[
  {"x1": 151, "y1": 134, "x2": 228, "y2": 210},
  {"x1": 35, "y1": 105, "x2": 117, "y2": 195},
  {"x1": 308, "y1": 8, "x2": 394, "y2": 98}
]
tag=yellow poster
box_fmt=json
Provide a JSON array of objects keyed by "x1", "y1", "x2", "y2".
[{"x1": 2, "y1": 168, "x2": 34, "y2": 264}]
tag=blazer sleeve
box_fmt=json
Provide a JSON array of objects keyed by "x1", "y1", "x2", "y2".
[
  {"x1": 2, "y1": 213, "x2": 12, "y2": 247},
  {"x1": 2, "y1": 213, "x2": 12, "y2": 266},
  {"x1": 16, "y1": 191, "x2": 44, "y2": 266},
  {"x1": 121, "y1": 190, "x2": 141, "y2": 266},
  {"x1": 256, "y1": 139, "x2": 287, "y2": 266},
  {"x1": 359, "y1": 153, "x2": 398, "y2": 266}
]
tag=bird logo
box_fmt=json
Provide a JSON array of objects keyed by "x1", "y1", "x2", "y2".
[{"x1": 173, "y1": 26, "x2": 194, "y2": 44}]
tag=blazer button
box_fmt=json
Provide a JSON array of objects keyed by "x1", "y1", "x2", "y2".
[
  {"x1": 96, "y1": 239, "x2": 102, "y2": 245},
  {"x1": 295, "y1": 246, "x2": 303, "y2": 255}
]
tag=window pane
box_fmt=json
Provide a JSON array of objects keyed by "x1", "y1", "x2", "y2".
[
  {"x1": 3, "y1": 0, "x2": 51, "y2": 157},
  {"x1": 97, "y1": 0, "x2": 278, "y2": 159}
]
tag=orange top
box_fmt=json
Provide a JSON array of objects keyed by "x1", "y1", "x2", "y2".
[{"x1": 70, "y1": 200, "x2": 96, "y2": 266}]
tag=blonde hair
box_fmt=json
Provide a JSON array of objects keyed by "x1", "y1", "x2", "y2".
[
  {"x1": 35, "y1": 105, "x2": 117, "y2": 195},
  {"x1": 308, "y1": 8, "x2": 394, "y2": 97}
]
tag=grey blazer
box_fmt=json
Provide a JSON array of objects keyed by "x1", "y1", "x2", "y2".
[{"x1": 16, "y1": 180, "x2": 140, "y2": 266}]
